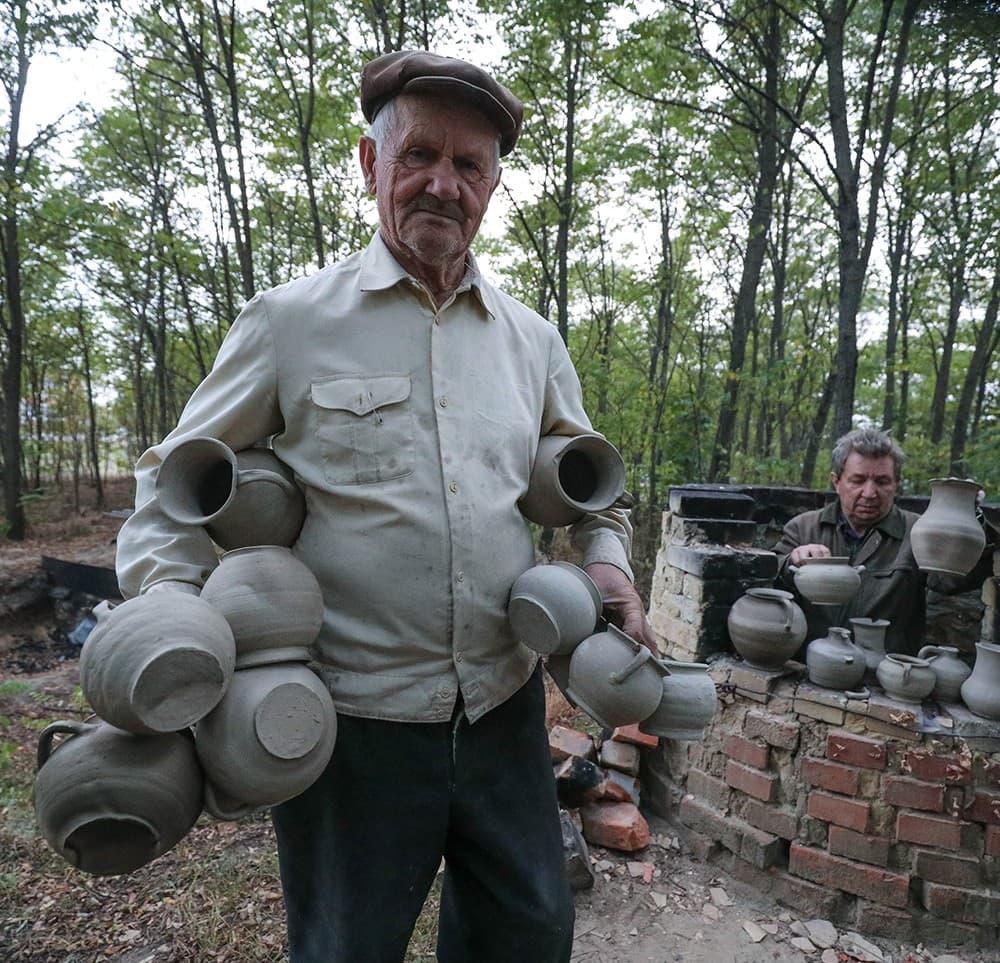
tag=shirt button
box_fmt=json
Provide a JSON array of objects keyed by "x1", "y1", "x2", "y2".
[
  {"x1": 455, "y1": 652, "x2": 464, "y2": 663},
  {"x1": 456, "y1": 571, "x2": 465, "y2": 582},
  {"x1": 439, "y1": 397, "x2": 448, "y2": 407},
  {"x1": 449, "y1": 481, "x2": 458, "y2": 493}
]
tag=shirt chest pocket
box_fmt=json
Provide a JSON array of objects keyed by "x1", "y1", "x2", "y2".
[{"x1": 311, "y1": 374, "x2": 414, "y2": 485}]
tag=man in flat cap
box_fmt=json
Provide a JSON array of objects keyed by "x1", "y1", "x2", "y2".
[{"x1": 117, "y1": 49, "x2": 653, "y2": 962}]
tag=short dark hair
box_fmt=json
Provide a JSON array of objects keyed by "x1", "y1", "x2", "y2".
[{"x1": 831, "y1": 428, "x2": 906, "y2": 480}]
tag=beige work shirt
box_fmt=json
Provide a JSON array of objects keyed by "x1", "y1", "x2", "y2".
[{"x1": 116, "y1": 234, "x2": 634, "y2": 723}]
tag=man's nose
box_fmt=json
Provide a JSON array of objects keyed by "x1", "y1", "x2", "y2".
[
  {"x1": 861, "y1": 480, "x2": 878, "y2": 497},
  {"x1": 424, "y1": 158, "x2": 461, "y2": 200}
]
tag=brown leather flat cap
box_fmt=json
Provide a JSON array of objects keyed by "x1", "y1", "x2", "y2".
[{"x1": 361, "y1": 50, "x2": 523, "y2": 156}]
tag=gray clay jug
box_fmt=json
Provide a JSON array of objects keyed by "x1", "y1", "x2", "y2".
[
  {"x1": 876, "y1": 654, "x2": 936, "y2": 704},
  {"x1": 849, "y1": 618, "x2": 890, "y2": 674},
  {"x1": 200, "y1": 545, "x2": 324, "y2": 668},
  {"x1": 156, "y1": 436, "x2": 306, "y2": 550},
  {"x1": 917, "y1": 645, "x2": 971, "y2": 704},
  {"x1": 508, "y1": 561, "x2": 602, "y2": 656},
  {"x1": 80, "y1": 594, "x2": 236, "y2": 734},
  {"x1": 791, "y1": 557, "x2": 865, "y2": 606},
  {"x1": 639, "y1": 659, "x2": 716, "y2": 741},
  {"x1": 960, "y1": 642, "x2": 1000, "y2": 720},
  {"x1": 727, "y1": 588, "x2": 807, "y2": 669},
  {"x1": 806, "y1": 627, "x2": 866, "y2": 690},
  {"x1": 34, "y1": 719, "x2": 203, "y2": 876},
  {"x1": 910, "y1": 477, "x2": 986, "y2": 576},
  {"x1": 518, "y1": 433, "x2": 626, "y2": 528},
  {"x1": 196, "y1": 662, "x2": 337, "y2": 816}
]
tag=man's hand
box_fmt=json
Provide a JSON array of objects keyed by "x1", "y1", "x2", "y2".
[
  {"x1": 789, "y1": 544, "x2": 832, "y2": 565},
  {"x1": 584, "y1": 562, "x2": 658, "y2": 654}
]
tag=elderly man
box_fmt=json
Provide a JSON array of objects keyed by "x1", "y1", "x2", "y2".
[
  {"x1": 774, "y1": 428, "x2": 996, "y2": 656},
  {"x1": 116, "y1": 50, "x2": 653, "y2": 963}
]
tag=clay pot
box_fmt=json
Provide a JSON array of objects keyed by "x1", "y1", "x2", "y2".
[
  {"x1": 806, "y1": 627, "x2": 866, "y2": 690},
  {"x1": 34, "y1": 719, "x2": 203, "y2": 876},
  {"x1": 917, "y1": 645, "x2": 972, "y2": 703},
  {"x1": 791, "y1": 557, "x2": 865, "y2": 606},
  {"x1": 960, "y1": 642, "x2": 1000, "y2": 720},
  {"x1": 910, "y1": 477, "x2": 986, "y2": 576},
  {"x1": 566, "y1": 624, "x2": 664, "y2": 729},
  {"x1": 849, "y1": 618, "x2": 890, "y2": 674},
  {"x1": 518, "y1": 433, "x2": 626, "y2": 528},
  {"x1": 876, "y1": 654, "x2": 936, "y2": 704},
  {"x1": 727, "y1": 588, "x2": 807, "y2": 669},
  {"x1": 80, "y1": 594, "x2": 236, "y2": 734},
  {"x1": 195, "y1": 662, "x2": 337, "y2": 815},
  {"x1": 639, "y1": 660, "x2": 716, "y2": 741},
  {"x1": 200, "y1": 546, "x2": 324, "y2": 668},
  {"x1": 507, "y1": 561, "x2": 602, "y2": 656},
  {"x1": 155, "y1": 436, "x2": 306, "y2": 550}
]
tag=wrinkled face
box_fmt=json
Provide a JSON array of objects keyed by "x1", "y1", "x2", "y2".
[
  {"x1": 831, "y1": 452, "x2": 899, "y2": 532},
  {"x1": 360, "y1": 95, "x2": 501, "y2": 278}
]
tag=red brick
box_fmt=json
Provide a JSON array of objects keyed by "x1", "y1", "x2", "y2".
[
  {"x1": 986, "y1": 825, "x2": 1000, "y2": 857},
  {"x1": 828, "y1": 825, "x2": 890, "y2": 867},
  {"x1": 913, "y1": 849, "x2": 982, "y2": 888},
  {"x1": 801, "y1": 757, "x2": 860, "y2": 796},
  {"x1": 920, "y1": 881, "x2": 1000, "y2": 926},
  {"x1": 611, "y1": 724, "x2": 658, "y2": 749},
  {"x1": 580, "y1": 801, "x2": 649, "y2": 852},
  {"x1": 904, "y1": 748, "x2": 972, "y2": 785},
  {"x1": 740, "y1": 797, "x2": 799, "y2": 840},
  {"x1": 724, "y1": 733, "x2": 769, "y2": 769},
  {"x1": 789, "y1": 843, "x2": 909, "y2": 908},
  {"x1": 826, "y1": 730, "x2": 888, "y2": 770},
  {"x1": 963, "y1": 790, "x2": 1000, "y2": 825},
  {"x1": 807, "y1": 790, "x2": 869, "y2": 832},
  {"x1": 974, "y1": 753, "x2": 1000, "y2": 789},
  {"x1": 744, "y1": 709, "x2": 801, "y2": 750},
  {"x1": 897, "y1": 812, "x2": 962, "y2": 850},
  {"x1": 549, "y1": 725, "x2": 596, "y2": 762},
  {"x1": 726, "y1": 759, "x2": 778, "y2": 802},
  {"x1": 598, "y1": 738, "x2": 640, "y2": 775},
  {"x1": 883, "y1": 775, "x2": 945, "y2": 812}
]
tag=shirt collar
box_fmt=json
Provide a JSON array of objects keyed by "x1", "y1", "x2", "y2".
[{"x1": 821, "y1": 498, "x2": 904, "y2": 539}]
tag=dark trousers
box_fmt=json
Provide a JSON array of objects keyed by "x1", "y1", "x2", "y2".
[{"x1": 270, "y1": 667, "x2": 574, "y2": 962}]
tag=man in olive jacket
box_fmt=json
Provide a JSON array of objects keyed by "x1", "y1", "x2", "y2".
[{"x1": 773, "y1": 428, "x2": 996, "y2": 656}]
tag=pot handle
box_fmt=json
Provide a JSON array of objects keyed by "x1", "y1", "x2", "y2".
[
  {"x1": 609, "y1": 645, "x2": 652, "y2": 686},
  {"x1": 855, "y1": 564, "x2": 866, "y2": 574},
  {"x1": 37, "y1": 719, "x2": 92, "y2": 770},
  {"x1": 203, "y1": 781, "x2": 258, "y2": 821},
  {"x1": 236, "y1": 467, "x2": 297, "y2": 497},
  {"x1": 91, "y1": 599, "x2": 116, "y2": 622},
  {"x1": 774, "y1": 596, "x2": 797, "y2": 632},
  {"x1": 917, "y1": 645, "x2": 940, "y2": 662}
]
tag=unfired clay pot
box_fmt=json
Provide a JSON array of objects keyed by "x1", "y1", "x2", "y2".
[
  {"x1": 518, "y1": 433, "x2": 627, "y2": 528},
  {"x1": 917, "y1": 645, "x2": 971, "y2": 703},
  {"x1": 507, "y1": 561, "x2": 602, "y2": 656},
  {"x1": 849, "y1": 617, "x2": 890, "y2": 674},
  {"x1": 34, "y1": 719, "x2": 203, "y2": 877},
  {"x1": 727, "y1": 588, "x2": 807, "y2": 669},
  {"x1": 806, "y1": 627, "x2": 866, "y2": 690},
  {"x1": 200, "y1": 546, "x2": 324, "y2": 668},
  {"x1": 910, "y1": 477, "x2": 986, "y2": 576},
  {"x1": 876, "y1": 654, "x2": 936, "y2": 704},
  {"x1": 960, "y1": 642, "x2": 1000, "y2": 720},
  {"x1": 639, "y1": 659, "x2": 716, "y2": 741},
  {"x1": 791, "y1": 557, "x2": 864, "y2": 606},
  {"x1": 195, "y1": 662, "x2": 337, "y2": 816},
  {"x1": 80, "y1": 594, "x2": 236, "y2": 733}
]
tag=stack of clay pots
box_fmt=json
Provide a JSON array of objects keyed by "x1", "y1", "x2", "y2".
[{"x1": 34, "y1": 439, "x2": 336, "y2": 877}]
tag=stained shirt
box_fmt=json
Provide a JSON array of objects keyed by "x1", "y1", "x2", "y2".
[{"x1": 116, "y1": 234, "x2": 634, "y2": 723}]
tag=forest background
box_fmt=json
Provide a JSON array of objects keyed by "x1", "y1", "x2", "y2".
[{"x1": 1, "y1": 0, "x2": 999, "y2": 588}]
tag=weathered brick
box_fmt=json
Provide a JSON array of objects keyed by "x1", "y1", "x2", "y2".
[
  {"x1": 726, "y1": 859, "x2": 844, "y2": 919},
  {"x1": 739, "y1": 797, "x2": 799, "y2": 840},
  {"x1": 853, "y1": 901, "x2": 916, "y2": 943},
  {"x1": 726, "y1": 759, "x2": 778, "y2": 802},
  {"x1": 794, "y1": 697, "x2": 846, "y2": 725},
  {"x1": 666, "y1": 544, "x2": 737, "y2": 579},
  {"x1": 974, "y1": 752, "x2": 1000, "y2": 789},
  {"x1": 986, "y1": 825, "x2": 1000, "y2": 857},
  {"x1": 789, "y1": 843, "x2": 910, "y2": 908},
  {"x1": 667, "y1": 487, "x2": 755, "y2": 520},
  {"x1": 579, "y1": 801, "x2": 649, "y2": 852},
  {"x1": 913, "y1": 849, "x2": 983, "y2": 889},
  {"x1": 685, "y1": 768, "x2": 730, "y2": 811},
  {"x1": 801, "y1": 757, "x2": 860, "y2": 796},
  {"x1": 897, "y1": 812, "x2": 963, "y2": 851},
  {"x1": 904, "y1": 747, "x2": 973, "y2": 785},
  {"x1": 920, "y1": 881, "x2": 1000, "y2": 926},
  {"x1": 724, "y1": 733, "x2": 769, "y2": 769},
  {"x1": 826, "y1": 730, "x2": 888, "y2": 770},
  {"x1": 883, "y1": 775, "x2": 945, "y2": 812},
  {"x1": 744, "y1": 709, "x2": 800, "y2": 750},
  {"x1": 828, "y1": 825, "x2": 890, "y2": 867},
  {"x1": 963, "y1": 790, "x2": 1000, "y2": 825},
  {"x1": 740, "y1": 824, "x2": 786, "y2": 870},
  {"x1": 598, "y1": 739, "x2": 640, "y2": 776},
  {"x1": 610, "y1": 724, "x2": 658, "y2": 749},
  {"x1": 807, "y1": 790, "x2": 869, "y2": 833},
  {"x1": 549, "y1": 724, "x2": 596, "y2": 762}
]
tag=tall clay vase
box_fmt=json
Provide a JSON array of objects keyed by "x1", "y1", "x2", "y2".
[
  {"x1": 200, "y1": 546, "x2": 325, "y2": 668},
  {"x1": 917, "y1": 645, "x2": 972, "y2": 703},
  {"x1": 639, "y1": 660, "x2": 717, "y2": 741},
  {"x1": 727, "y1": 588, "x2": 807, "y2": 669},
  {"x1": 910, "y1": 477, "x2": 986, "y2": 576},
  {"x1": 34, "y1": 720, "x2": 203, "y2": 876},
  {"x1": 518, "y1": 433, "x2": 627, "y2": 528},
  {"x1": 849, "y1": 618, "x2": 890, "y2": 675},
  {"x1": 960, "y1": 642, "x2": 1000, "y2": 720},
  {"x1": 80, "y1": 594, "x2": 236, "y2": 734},
  {"x1": 155, "y1": 436, "x2": 306, "y2": 550},
  {"x1": 806, "y1": 627, "x2": 866, "y2": 690}
]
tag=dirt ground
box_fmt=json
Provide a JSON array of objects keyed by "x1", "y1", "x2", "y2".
[{"x1": 0, "y1": 484, "x2": 990, "y2": 963}]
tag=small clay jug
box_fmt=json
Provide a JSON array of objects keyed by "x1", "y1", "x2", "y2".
[
  {"x1": 200, "y1": 546, "x2": 325, "y2": 668},
  {"x1": 508, "y1": 561, "x2": 602, "y2": 656},
  {"x1": 156, "y1": 436, "x2": 306, "y2": 550},
  {"x1": 727, "y1": 588, "x2": 807, "y2": 669},
  {"x1": 910, "y1": 477, "x2": 985, "y2": 576},
  {"x1": 791, "y1": 557, "x2": 865, "y2": 606},
  {"x1": 960, "y1": 642, "x2": 1000, "y2": 720},
  {"x1": 80, "y1": 593, "x2": 236, "y2": 734},
  {"x1": 806, "y1": 627, "x2": 866, "y2": 690},
  {"x1": 196, "y1": 662, "x2": 337, "y2": 814},
  {"x1": 876, "y1": 654, "x2": 936, "y2": 704},
  {"x1": 849, "y1": 617, "x2": 890, "y2": 674},
  {"x1": 566, "y1": 624, "x2": 665, "y2": 729},
  {"x1": 917, "y1": 645, "x2": 972, "y2": 703},
  {"x1": 639, "y1": 660, "x2": 716, "y2": 741},
  {"x1": 518, "y1": 433, "x2": 627, "y2": 528},
  {"x1": 34, "y1": 719, "x2": 203, "y2": 876}
]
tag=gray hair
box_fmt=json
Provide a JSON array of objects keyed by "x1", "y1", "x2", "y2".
[{"x1": 831, "y1": 428, "x2": 906, "y2": 480}]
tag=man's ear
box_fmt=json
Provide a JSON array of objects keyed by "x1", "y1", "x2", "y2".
[{"x1": 359, "y1": 136, "x2": 377, "y2": 195}]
